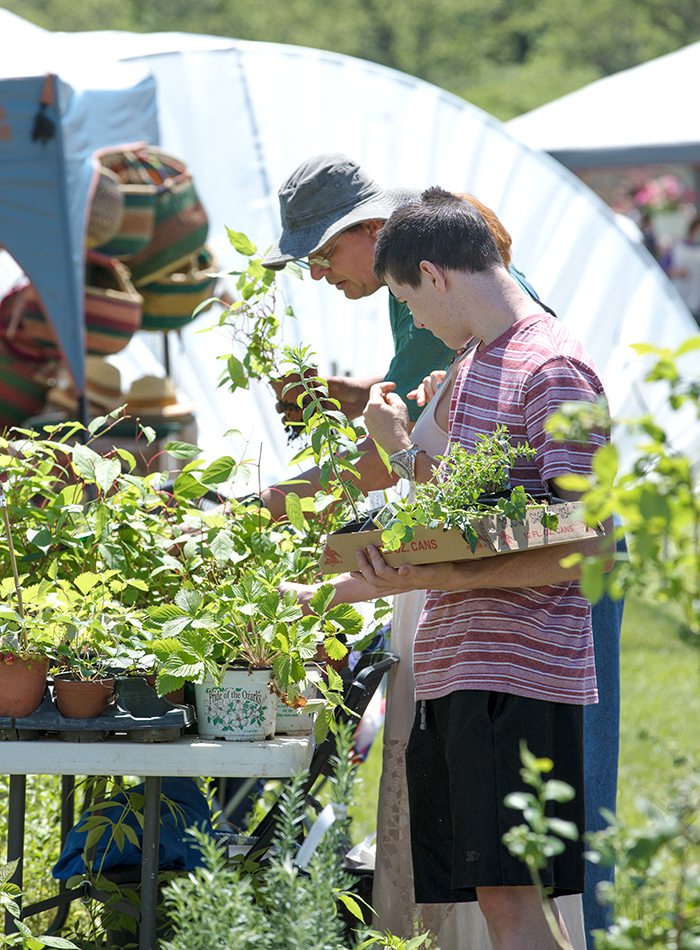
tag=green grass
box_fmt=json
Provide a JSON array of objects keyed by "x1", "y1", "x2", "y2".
[
  {"x1": 349, "y1": 591, "x2": 700, "y2": 840},
  {"x1": 617, "y1": 593, "x2": 699, "y2": 824}
]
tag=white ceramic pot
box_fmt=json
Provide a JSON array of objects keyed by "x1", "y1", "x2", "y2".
[
  {"x1": 194, "y1": 668, "x2": 278, "y2": 741},
  {"x1": 275, "y1": 667, "x2": 323, "y2": 736}
]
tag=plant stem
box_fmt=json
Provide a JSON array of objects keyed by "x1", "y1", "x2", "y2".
[
  {"x1": 530, "y1": 866, "x2": 571, "y2": 949},
  {"x1": 0, "y1": 490, "x2": 26, "y2": 637}
]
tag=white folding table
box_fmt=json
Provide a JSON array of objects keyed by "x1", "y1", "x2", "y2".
[{"x1": 3, "y1": 735, "x2": 313, "y2": 949}]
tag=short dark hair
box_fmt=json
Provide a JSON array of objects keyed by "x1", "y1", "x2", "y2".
[{"x1": 374, "y1": 186, "x2": 502, "y2": 287}]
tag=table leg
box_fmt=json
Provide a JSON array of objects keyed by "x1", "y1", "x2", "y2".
[
  {"x1": 139, "y1": 775, "x2": 161, "y2": 950},
  {"x1": 46, "y1": 775, "x2": 75, "y2": 934},
  {"x1": 5, "y1": 774, "x2": 26, "y2": 935}
]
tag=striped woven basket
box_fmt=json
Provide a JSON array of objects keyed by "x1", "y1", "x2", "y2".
[
  {"x1": 96, "y1": 184, "x2": 156, "y2": 259},
  {"x1": 126, "y1": 147, "x2": 209, "y2": 287},
  {"x1": 87, "y1": 167, "x2": 125, "y2": 250},
  {"x1": 0, "y1": 282, "x2": 61, "y2": 361},
  {"x1": 95, "y1": 150, "x2": 158, "y2": 259},
  {"x1": 140, "y1": 247, "x2": 218, "y2": 332},
  {"x1": 84, "y1": 251, "x2": 143, "y2": 355},
  {"x1": 0, "y1": 340, "x2": 50, "y2": 428},
  {"x1": 1, "y1": 257, "x2": 143, "y2": 359}
]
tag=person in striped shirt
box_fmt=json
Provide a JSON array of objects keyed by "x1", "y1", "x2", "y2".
[{"x1": 354, "y1": 186, "x2": 614, "y2": 950}]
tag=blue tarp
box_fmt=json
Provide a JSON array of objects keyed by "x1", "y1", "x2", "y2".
[
  {"x1": 52, "y1": 777, "x2": 213, "y2": 879},
  {"x1": 0, "y1": 53, "x2": 158, "y2": 392}
]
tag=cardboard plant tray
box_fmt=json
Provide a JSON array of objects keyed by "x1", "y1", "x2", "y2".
[
  {"x1": 319, "y1": 499, "x2": 603, "y2": 574},
  {"x1": 0, "y1": 676, "x2": 195, "y2": 743}
]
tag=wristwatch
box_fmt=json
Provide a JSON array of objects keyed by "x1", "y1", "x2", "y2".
[{"x1": 388, "y1": 444, "x2": 427, "y2": 481}]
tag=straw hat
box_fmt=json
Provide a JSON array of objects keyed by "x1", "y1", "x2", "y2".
[
  {"x1": 124, "y1": 375, "x2": 194, "y2": 418},
  {"x1": 47, "y1": 356, "x2": 124, "y2": 414}
]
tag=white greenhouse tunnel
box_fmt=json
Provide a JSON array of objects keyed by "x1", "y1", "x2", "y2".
[{"x1": 1, "y1": 12, "x2": 699, "y2": 486}]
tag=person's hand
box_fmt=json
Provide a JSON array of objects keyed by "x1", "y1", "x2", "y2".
[
  {"x1": 278, "y1": 580, "x2": 317, "y2": 615},
  {"x1": 362, "y1": 382, "x2": 411, "y2": 454},
  {"x1": 350, "y1": 544, "x2": 425, "y2": 596},
  {"x1": 407, "y1": 370, "x2": 446, "y2": 408},
  {"x1": 270, "y1": 370, "x2": 314, "y2": 425},
  {"x1": 271, "y1": 368, "x2": 337, "y2": 426}
]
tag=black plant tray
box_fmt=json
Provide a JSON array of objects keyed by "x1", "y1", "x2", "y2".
[{"x1": 0, "y1": 677, "x2": 195, "y2": 743}]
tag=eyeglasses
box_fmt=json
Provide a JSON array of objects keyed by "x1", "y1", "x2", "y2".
[{"x1": 298, "y1": 233, "x2": 342, "y2": 270}]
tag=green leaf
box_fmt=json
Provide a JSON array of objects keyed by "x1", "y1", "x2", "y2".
[
  {"x1": 173, "y1": 472, "x2": 206, "y2": 501},
  {"x1": 553, "y1": 474, "x2": 590, "y2": 492},
  {"x1": 73, "y1": 571, "x2": 101, "y2": 596},
  {"x1": 504, "y1": 791, "x2": 534, "y2": 811},
  {"x1": 543, "y1": 779, "x2": 576, "y2": 803},
  {"x1": 226, "y1": 355, "x2": 248, "y2": 390},
  {"x1": 164, "y1": 441, "x2": 201, "y2": 460},
  {"x1": 95, "y1": 457, "x2": 121, "y2": 494},
  {"x1": 226, "y1": 228, "x2": 257, "y2": 256},
  {"x1": 71, "y1": 443, "x2": 100, "y2": 481},
  {"x1": 200, "y1": 456, "x2": 237, "y2": 486},
  {"x1": 322, "y1": 636, "x2": 347, "y2": 661},
  {"x1": 114, "y1": 447, "x2": 137, "y2": 471},
  {"x1": 0, "y1": 860, "x2": 19, "y2": 885},
  {"x1": 36, "y1": 936, "x2": 81, "y2": 948},
  {"x1": 675, "y1": 335, "x2": 700, "y2": 356},
  {"x1": 284, "y1": 492, "x2": 307, "y2": 531},
  {"x1": 547, "y1": 817, "x2": 579, "y2": 840},
  {"x1": 309, "y1": 584, "x2": 335, "y2": 615},
  {"x1": 210, "y1": 529, "x2": 235, "y2": 565},
  {"x1": 326, "y1": 603, "x2": 364, "y2": 634},
  {"x1": 336, "y1": 891, "x2": 364, "y2": 921},
  {"x1": 85, "y1": 823, "x2": 107, "y2": 849}
]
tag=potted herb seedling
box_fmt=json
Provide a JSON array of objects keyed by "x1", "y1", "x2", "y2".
[
  {"x1": 46, "y1": 571, "x2": 143, "y2": 719},
  {"x1": 0, "y1": 491, "x2": 55, "y2": 719},
  {"x1": 147, "y1": 569, "x2": 363, "y2": 741}
]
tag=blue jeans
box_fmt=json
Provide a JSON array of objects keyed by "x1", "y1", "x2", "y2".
[{"x1": 583, "y1": 540, "x2": 625, "y2": 947}]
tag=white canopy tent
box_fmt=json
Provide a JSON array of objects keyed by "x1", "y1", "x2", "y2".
[
  {"x1": 506, "y1": 41, "x2": 700, "y2": 170},
  {"x1": 1, "y1": 12, "x2": 699, "y2": 485}
]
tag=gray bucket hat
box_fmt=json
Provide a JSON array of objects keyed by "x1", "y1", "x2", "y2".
[{"x1": 262, "y1": 153, "x2": 417, "y2": 270}]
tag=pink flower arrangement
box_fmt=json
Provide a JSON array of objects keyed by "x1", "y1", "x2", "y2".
[{"x1": 633, "y1": 174, "x2": 690, "y2": 214}]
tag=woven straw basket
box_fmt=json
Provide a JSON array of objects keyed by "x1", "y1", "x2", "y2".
[
  {"x1": 125, "y1": 147, "x2": 209, "y2": 287},
  {"x1": 84, "y1": 251, "x2": 143, "y2": 355},
  {"x1": 0, "y1": 256, "x2": 143, "y2": 359},
  {"x1": 0, "y1": 282, "x2": 61, "y2": 361},
  {"x1": 140, "y1": 247, "x2": 217, "y2": 332},
  {"x1": 96, "y1": 150, "x2": 157, "y2": 259},
  {"x1": 87, "y1": 167, "x2": 125, "y2": 250},
  {"x1": 0, "y1": 340, "x2": 50, "y2": 427}
]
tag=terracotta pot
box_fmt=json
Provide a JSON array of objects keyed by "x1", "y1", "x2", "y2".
[
  {"x1": 0, "y1": 655, "x2": 49, "y2": 718},
  {"x1": 53, "y1": 674, "x2": 116, "y2": 719},
  {"x1": 145, "y1": 673, "x2": 185, "y2": 705}
]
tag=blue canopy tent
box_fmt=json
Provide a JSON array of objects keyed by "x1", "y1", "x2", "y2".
[{"x1": 0, "y1": 12, "x2": 159, "y2": 401}]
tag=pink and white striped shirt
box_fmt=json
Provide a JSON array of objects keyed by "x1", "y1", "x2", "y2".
[{"x1": 413, "y1": 313, "x2": 606, "y2": 706}]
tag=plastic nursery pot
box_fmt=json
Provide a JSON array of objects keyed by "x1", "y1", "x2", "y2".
[
  {"x1": 275, "y1": 666, "x2": 323, "y2": 736},
  {"x1": 0, "y1": 654, "x2": 49, "y2": 718},
  {"x1": 194, "y1": 668, "x2": 278, "y2": 741},
  {"x1": 53, "y1": 674, "x2": 116, "y2": 719},
  {"x1": 145, "y1": 672, "x2": 185, "y2": 705}
]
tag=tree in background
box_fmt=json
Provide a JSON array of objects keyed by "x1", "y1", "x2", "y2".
[{"x1": 6, "y1": 0, "x2": 700, "y2": 118}]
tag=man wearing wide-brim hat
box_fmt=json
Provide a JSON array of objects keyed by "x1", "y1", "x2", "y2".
[{"x1": 261, "y1": 153, "x2": 454, "y2": 507}]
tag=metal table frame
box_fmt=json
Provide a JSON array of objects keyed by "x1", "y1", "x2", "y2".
[{"x1": 4, "y1": 735, "x2": 312, "y2": 949}]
